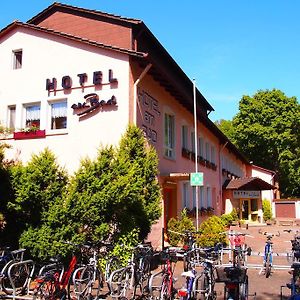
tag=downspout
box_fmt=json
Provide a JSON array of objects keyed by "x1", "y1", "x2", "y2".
[
  {"x1": 133, "y1": 63, "x2": 152, "y2": 125},
  {"x1": 219, "y1": 142, "x2": 228, "y2": 213}
]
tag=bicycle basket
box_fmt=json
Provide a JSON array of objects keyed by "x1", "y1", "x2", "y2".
[{"x1": 216, "y1": 266, "x2": 247, "y2": 283}]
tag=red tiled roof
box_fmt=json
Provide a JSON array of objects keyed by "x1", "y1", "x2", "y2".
[
  {"x1": 0, "y1": 21, "x2": 146, "y2": 59},
  {"x1": 223, "y1": 177, "x2": 276, "y2": 191}
]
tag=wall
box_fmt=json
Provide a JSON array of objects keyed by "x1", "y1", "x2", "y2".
[{"x1": 0, "y1": 27, "x2": 130, "y2": 173}]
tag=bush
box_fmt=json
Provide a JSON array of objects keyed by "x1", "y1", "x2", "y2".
[
  {"x1": 167, "y1": 209, "x2": 196, "y2": 246},
  {"x1": 230, "y1": 208, "x2": 239, "y2": 221},
  {"x1": 262, "y1": 199, "x2": 272, "y2": 221},
  {"x1": 220, "y1": 213, "x2": 234, "y2": 227},
  {"x1": 197, "y1": 216, "x2": 227, "y2": 247}
]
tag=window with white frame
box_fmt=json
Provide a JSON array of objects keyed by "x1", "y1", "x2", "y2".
[
  {"x1": 25, "y1": 104, "x2": 40, "y2": 129},
  {"x1": 13, "y1": 49, "x2": 22, "y2": 69},
  {"x1": 207, "y1": 186, "x2": 212, "y2": 207},
  {"x1": 182, "y1": 182, "x2": 190, "y2": 209},
  {"x1": 181, "y1": 125, "x2": 188, "y2": 149},
  {"x1": 50, "y1": 101, "x2": 67, "y2": 130},
  {"x1": 200, "y1": 186, "x2": 205, "y2": 208},
  {"x1": 7, "y1": 106, "x2": 16, "y2": 131},
  {"x1": 164, "y1": 113, "x2": 175, "y2": 158}
]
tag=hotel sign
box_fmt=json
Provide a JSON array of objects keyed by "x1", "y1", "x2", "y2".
[
  {"x1": 233, "y1": 190, "x2": 261, "y2": 199},
  {"x1": 46, "y1": 69, "x2": 118, "y2": 92}
]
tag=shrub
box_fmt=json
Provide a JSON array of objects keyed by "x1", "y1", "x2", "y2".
[
  {"x1": 220, "y1": 213, "x2": 234, "y2": 227},
  {"x1": 262, "y1": 199, "x2": 272, "y2": 221},
  {"x1": 230, "y1": 208, "x2": 239, "y2": 221},
  {"x1": 197, "y1": 216, "x2": 227, "y2": 247},
  {"x1": 167, "y1": 209, "x2": 196, "y2": 246}
]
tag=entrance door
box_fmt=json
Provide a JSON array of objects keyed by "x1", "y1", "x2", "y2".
[
  {"x1": 163, "y1": 187, "x2": 177, "y2": 229},
  {"x1": 240, "y1": 199, "x2": 250, "y2": 220}
]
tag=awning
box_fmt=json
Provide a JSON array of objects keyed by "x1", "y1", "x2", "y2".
[{"x1": 223, "y1": 177, "x2": 276, "y2": 191}]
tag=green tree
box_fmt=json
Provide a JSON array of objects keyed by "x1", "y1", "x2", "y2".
[
  {"x1": 232, "y1": 89, "x2": 300, "y2": 197},
  {"x1": 0, "y1": 142, "x2": 13, "y2": 233},
  {"x1": 214, "y1": 119, "x2": 236, "y2": 143},
  {"x1": 6, "y1": 148, "x2": 68, "y2": 246},
  {"x1": 20, "y1": 125, "x2": 162, "y2": 260}
]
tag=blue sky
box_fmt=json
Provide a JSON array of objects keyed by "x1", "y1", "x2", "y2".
[{"x1": 1, "y1": 1, "x2": 300, "y2": 121}]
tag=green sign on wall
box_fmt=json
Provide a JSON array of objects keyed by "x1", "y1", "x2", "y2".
[{"x1": 190, "y1": 172, "x2": 204, "y2": 186}]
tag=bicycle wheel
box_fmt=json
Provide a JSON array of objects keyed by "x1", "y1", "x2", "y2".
[
  {"x1": 79, "y1": 265, "x2": 101, "y2": 300},
  {"x1": 196, "y1": 274, "x2": 209, "y2": 300},
  {"x1": 1, "y1": 262, "x2": 29, "y2": 295},
  {"x1": 33, "y1": 276, "x2": 57, "y2": 300},
  {"x1": 239, "y1": 275, "x2": 248, "y2": 300},
  {"x1": 105, "y1": 256, "x2": 121, "y2": 283},
  {"x1": 119, "y1": 267, "x2": 133, "y2": 300},
  {"x1": 159, "y1": 275, "x2": 171, "y2": 300},
  {"x1": 265, "y1": 254, "x2": 271, "y2": 278}
]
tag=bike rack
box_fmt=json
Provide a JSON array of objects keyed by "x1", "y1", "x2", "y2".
[
  {"x1": 4, "y1": 260, "x2": 35, "y2": 300},
  {"x1": 148, "y1": 269, "x2": 164, "y2": 296}
]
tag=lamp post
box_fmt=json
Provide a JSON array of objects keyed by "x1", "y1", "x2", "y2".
[{"x1": 193, "y1": 79, "x2": 200, "y2": 231}]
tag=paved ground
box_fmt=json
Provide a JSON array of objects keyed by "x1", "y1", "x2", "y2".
[{"x1": 170, "y1": 223, "x2": 298, "y2": 300}]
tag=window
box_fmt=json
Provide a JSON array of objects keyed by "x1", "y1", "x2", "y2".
[
  {"x1": 200, "y1": 186, "x2": 205, "y2": 207},
  {"x1": 25, "y1": 104, "x2": 40, "y2": 129},
  {"x1": 181, "y1": 125, "x2": 188, "y2": 149},
  {"x1": 182, "y1": 182, "x2": 190, "y2": 209},
  {"x1": 192, "y1": 187, "x2": 196, "y2": 208},
  {"x1": 207, "y1": 187, "x2": 212, "y2": 207},
  {"x1": 164, "y1": 113, "x2": 175, "y2": 158},
  {"x1": 199, "y1": 137, "x2": 204, "y2": 157},
  {"x1": 50, "y1": 101, "x2": 67, "y2": 129},
  {"x1": 13, "y1": 50, "x2": 22, "y2": 69},
  {"x1": 7, "y1": 106, "x2": 16, "y2": 131},
  {"x1": 205, "y1": 142, "x2": 211, "y2": 161},
  {"x1": 211, "y1": 146, "x2": 216, "y2": 164},
  {"x1": 191, "y1": 131, "x2": 195, "y2": 152}
]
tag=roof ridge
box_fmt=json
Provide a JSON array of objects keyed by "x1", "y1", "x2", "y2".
[
  {"x1": 0, "y1": 21, "x2": 147, "y2": 58},
  {"x1": 27, "y1": 2, "x2": 142, "y2": 25}
]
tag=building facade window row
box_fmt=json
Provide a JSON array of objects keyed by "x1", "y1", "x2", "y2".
[{"x1": 4, "y1": 100, "x2": 67, "y2": 133}]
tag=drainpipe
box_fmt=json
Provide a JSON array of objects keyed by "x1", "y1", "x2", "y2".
[
  {"x1": 219, "y1": 142, "x2": 228, "y2": 213},
  {"x1": 133, "y1": 64, "x2": 152, "y2": 125}
]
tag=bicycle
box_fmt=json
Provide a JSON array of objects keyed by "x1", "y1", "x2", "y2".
[
  {"x1": 32, "y1": 242, "x2": 88, "y2": 300},
  {"x1": 284, "y1": 229, "x2": 300, "y2": 263},
  {"x1": 0, "y1": 248, "x2": 32, "y2": 296},
  {"x1": 108, "y1": 243, "x2": 154, "y2": 299},
  {"x1": 148, "y1": 247, "x2": 178, "y2": 300},
  {"x1": 70, "y1": 243, "x2": 103, "y2": 300},
  {"x1": 281, "y1": 262, "x2": 300, "y2": 300},
  {"x1": 193, "y1": 247, "x2": 218, "y2": 300},
  {"x1": 215, "y1": 236, "x2": 251, "y2": 300},
  {"x1": 227, "y1": 230, "x2": 252, "y2": 267},
  {"x1": 258, "y1": 229, "x2": 280, "y2": 278}
]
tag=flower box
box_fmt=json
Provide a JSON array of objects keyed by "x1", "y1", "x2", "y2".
[
  {"x1": 14, "y1": 130, "x2": 46, "y2": 140},
  {"x1": 199, "y1": 156, "x2": 206, "y2": 166},
  {"x1": 181, "y1": 148, "x2": 191, "y2": 160}
]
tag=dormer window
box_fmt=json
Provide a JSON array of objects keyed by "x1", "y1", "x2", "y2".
[{"x1": 13, "y1": 49, "x2": 22, "y2": 69}]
